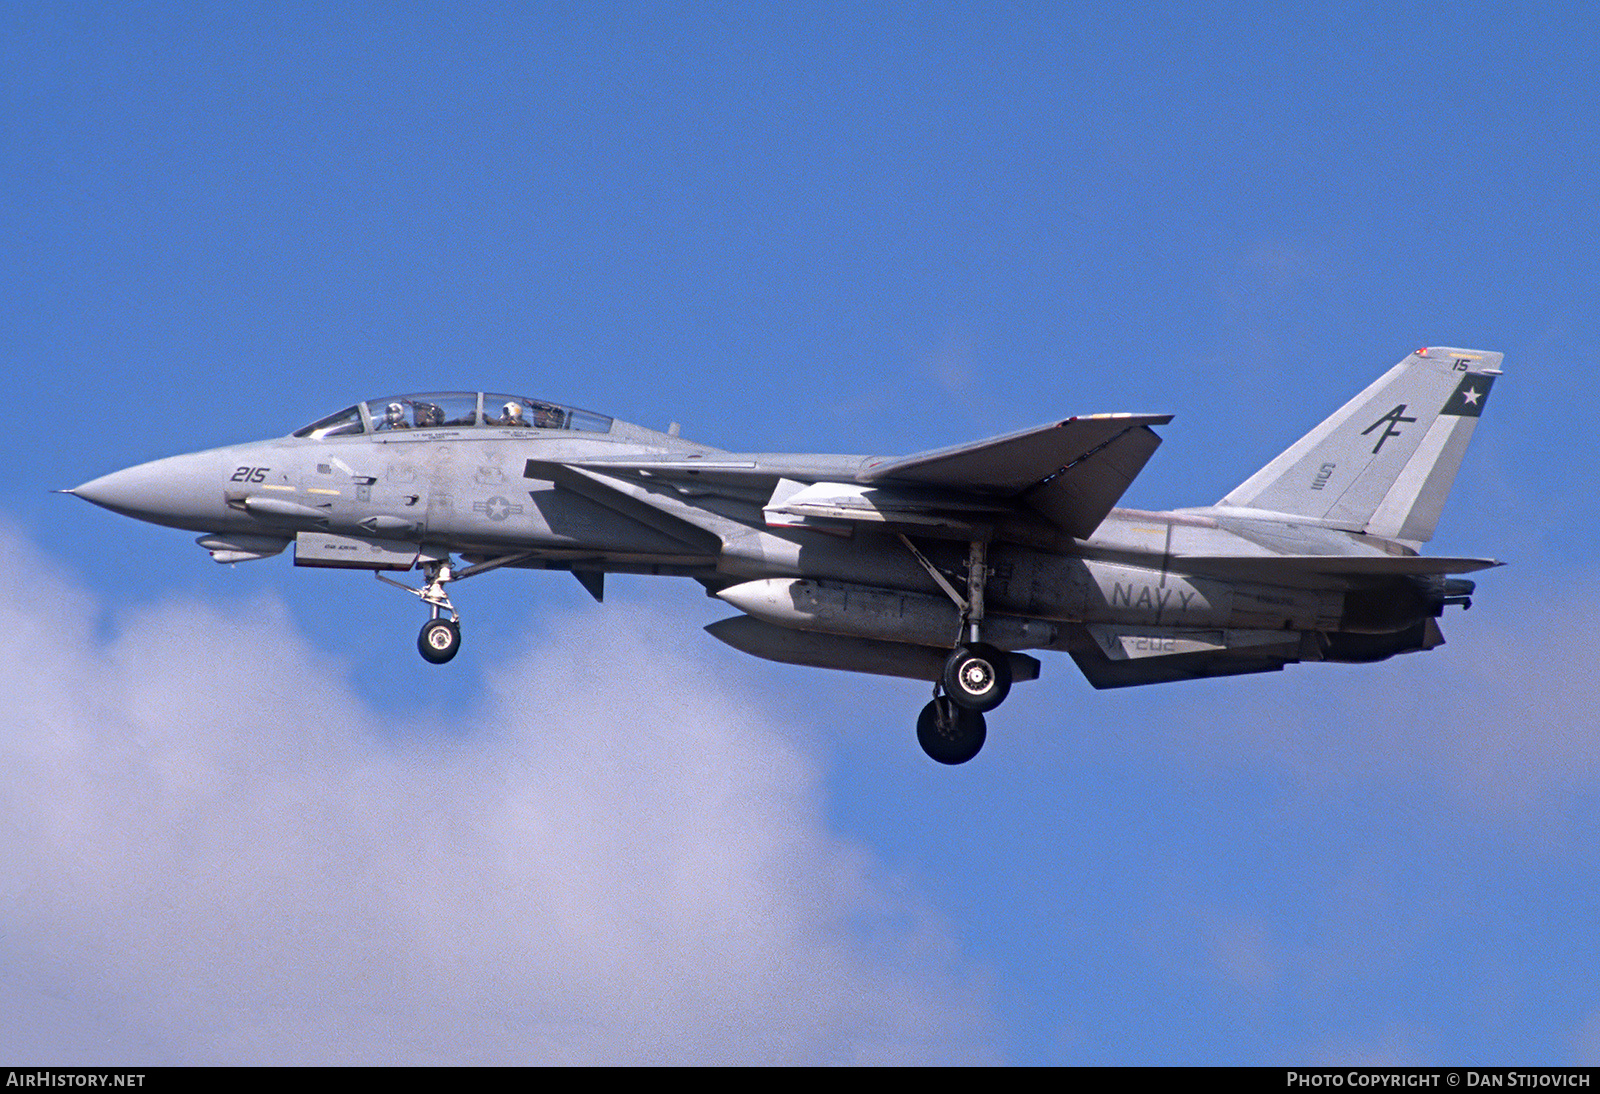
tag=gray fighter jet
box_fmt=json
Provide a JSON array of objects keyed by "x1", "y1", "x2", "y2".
[{"x1": 70, "y1": 347, "x2": 1501, "y2": 764}]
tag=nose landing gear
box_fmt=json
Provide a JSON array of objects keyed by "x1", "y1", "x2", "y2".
[
  {"x1": 376, "y1": 550, "x2": 536, "y2": 665},
  {"x1": 380, "y1": 559, "x2": 463, "y2": 664}
]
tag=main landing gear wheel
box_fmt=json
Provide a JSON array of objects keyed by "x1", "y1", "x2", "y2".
[
  {"x1": 942, "y1": 643, "x2": 1012, "y2": 712},
  {"x1": 918, "y1": 697, "x2": 987, "y2": 765},
  {"x1": 418, "y1": 618, "x2": 461, "y2": 664}
]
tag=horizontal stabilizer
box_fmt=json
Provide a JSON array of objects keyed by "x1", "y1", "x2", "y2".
[
  {"x1": 1062, "y1": 624, "x2": 1299, "y2": 689},
  {"x1": 1085, "y1": 624, "x2": 1302, "y2": 661},
  {"x1": 859, "y1": 414, "x2": 1172, "y2": 538}
]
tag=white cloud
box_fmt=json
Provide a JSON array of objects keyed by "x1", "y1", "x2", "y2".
[{"x1": 0, "y1": 528, "x2": 992, "y2": 1065}]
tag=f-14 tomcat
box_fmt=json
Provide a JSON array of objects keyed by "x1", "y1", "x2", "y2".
[{"x1": 70, "y1": 347, "x2": 1501, "y2": 764}]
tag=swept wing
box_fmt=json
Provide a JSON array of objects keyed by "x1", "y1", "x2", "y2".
[{"x1": 858, "y1": 414, "x2": 1171, "y2": 539}]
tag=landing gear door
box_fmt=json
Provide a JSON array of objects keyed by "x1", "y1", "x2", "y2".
[{"x1": 294, "y1": 531, "x2": 445, "y2": 571}]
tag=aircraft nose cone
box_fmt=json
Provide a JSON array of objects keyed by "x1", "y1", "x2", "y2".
[
  {"x1": 69, "y1": 453, "x2": 231, "y2": 530},
  {"x1": 70, "y1": 466, "x2": 155, "y2": 515}
]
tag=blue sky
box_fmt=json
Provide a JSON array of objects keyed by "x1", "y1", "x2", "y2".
[{"x1": 3, "y1": 2, "x2": 1597, "y2": 1065}]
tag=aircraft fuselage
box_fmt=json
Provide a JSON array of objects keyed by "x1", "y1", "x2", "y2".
[{"x1": 70, "y1": 350, "x2": 1502, "y2": 764}]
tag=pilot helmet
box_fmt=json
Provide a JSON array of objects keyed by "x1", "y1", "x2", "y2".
[
  {"x1": 386, "y1": 402, "x2": 405, "y2": 419},
  {"x1": 503, "y1": 401, "x2": 523, "y2": 421}
]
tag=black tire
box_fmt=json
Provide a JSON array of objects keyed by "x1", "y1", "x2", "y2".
[
  {"x1": 418, "y1": 618, "x2": 461, "y2": 664},
  {"x1": 941, "y1": 643, "x2": 1012, "y2": 712},
  {"x1": 917, "y1": 697, "x2": 987, "y2": 765}
]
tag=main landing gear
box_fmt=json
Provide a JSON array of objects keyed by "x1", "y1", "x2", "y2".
[
  {"x1": 915, "y1": 644, "x2": 1011, "y2": 765},
  {"x1": 942, "y1": 642, "x2": 1011, "y2": 712},
  {"x1": 900, "y1": 535, "x2": 1015, "y2": 765}
]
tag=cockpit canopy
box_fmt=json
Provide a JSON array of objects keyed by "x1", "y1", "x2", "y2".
[{"x1": 293, "y1": 392, "x2": 614, "y2": 439}]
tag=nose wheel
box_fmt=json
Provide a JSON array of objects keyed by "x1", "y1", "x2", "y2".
[{"x1": 418, "y1": 617, "x2": 461, "y2": 664}]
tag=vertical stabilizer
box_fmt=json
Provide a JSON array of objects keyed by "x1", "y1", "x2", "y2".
[{"x1": 1219, "y1": 347, "x2": 1501, "y2": 543}]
